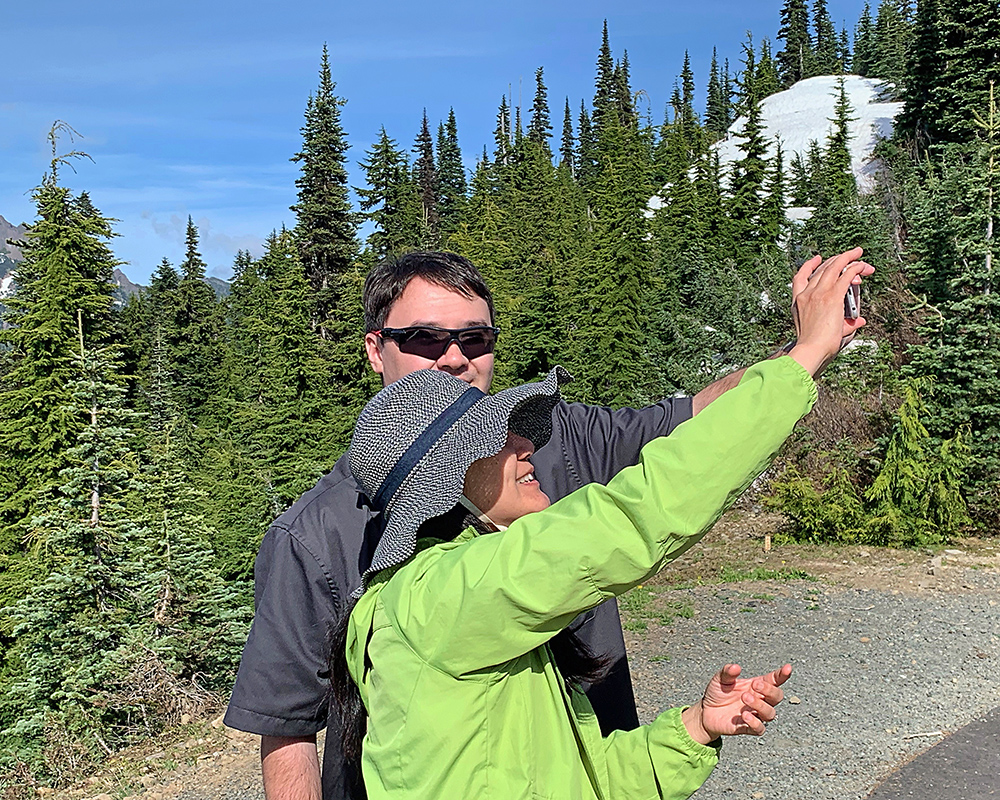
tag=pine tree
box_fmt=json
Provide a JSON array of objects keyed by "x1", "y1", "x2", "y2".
[
  {"x1": 1, "y1": 341, "x2": 148, "y2": 775},
  {"x1": 822, "y1": 75, "x2": 859, "y2": 203},
  {"x1": 869, "y1": 0, "x2": 913, "y2": 88},
  {"x1": 592, "y1": 20, "x2": 616, "y2": 135},
  {"x1": 905, "y1": 86, "x2": 1000, "y2": 502},
  {"x1": 290, "y1": 45, "x2": 359, "y2": 328},
  {"x1": 413, "y1": 110, "x2": 440, "y2": 249},
  {"x1": 577, "y1": 101, "x2": 597, "y2": 187},
  {"x1": 776, "y1": 0, "x2": 813, "y2": 86},
  {"x1": 436, "y1": 109, "x2": 468, "y2": 239},
  {"x1": 756, "y1": 38, "x2": 781, "y2": 99}
]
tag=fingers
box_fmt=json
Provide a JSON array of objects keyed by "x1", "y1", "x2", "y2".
[
  {"x1": 718, "y1": 663, "x2": 742, "y2": 689},
  {"x1": 792, "y1": 254, "x2": 822, "y2": 297}
]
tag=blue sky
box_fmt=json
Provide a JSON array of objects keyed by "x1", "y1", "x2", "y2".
[{"x1": 3, "y1": 0, "x2": 870, "y2": 284}]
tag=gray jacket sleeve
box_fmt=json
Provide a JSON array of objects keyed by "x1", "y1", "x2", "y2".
[{"x1": 530, "y1": 395, "x2": 693, "y2": 736}]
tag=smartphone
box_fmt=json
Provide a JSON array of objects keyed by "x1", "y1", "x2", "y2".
[{"x1": 844, "y1": 283, "x2": 861, "y2": 319}]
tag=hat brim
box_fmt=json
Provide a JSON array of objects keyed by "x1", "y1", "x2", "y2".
[{"x1": 362, "y1": 366, "x2": 571, "y2": 588}]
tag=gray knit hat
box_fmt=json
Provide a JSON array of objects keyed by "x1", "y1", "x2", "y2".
[{"x1": 349, "y1": 366, "x2": 572, "y2": 593}]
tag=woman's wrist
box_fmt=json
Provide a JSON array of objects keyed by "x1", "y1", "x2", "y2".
[
  {"x1": 787, "y1": 341, "x2": 828, "y2": 378},
  {"x1": 681, "y1": 699, "x2": 715, "y2": 745}
]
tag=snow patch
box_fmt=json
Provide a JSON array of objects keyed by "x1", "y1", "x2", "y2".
[
  {"x1": 0, "y1": 271, "x2": 15, "y2": 299},
  {"x1": 713, "y1": 75, "x2": 903, "y2": 194}
]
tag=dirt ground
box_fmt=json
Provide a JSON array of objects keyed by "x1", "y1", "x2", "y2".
[{"x1": 35, "y1": 511, "x2": 1000, "y2": 800}]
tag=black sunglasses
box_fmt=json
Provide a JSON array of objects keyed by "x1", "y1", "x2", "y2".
[{"x1": 375, "y1": 325, "x2": 500, "y2": 360}]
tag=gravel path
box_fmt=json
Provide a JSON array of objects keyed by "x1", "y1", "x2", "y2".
[
  {"x1": 625, "y1": 569, "x2": 1000, "y2": 800},
  {"x1": 73, "y1": 552, "x2": 1000, "y2": 800}
]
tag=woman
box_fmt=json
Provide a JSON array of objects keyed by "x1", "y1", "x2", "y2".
[{"x1": 333, "y1": 251, "x2": 870, "y2": 799}]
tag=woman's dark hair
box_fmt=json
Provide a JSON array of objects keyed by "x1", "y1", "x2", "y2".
[
  {"x1": 362, "y1": 251, "x2": 496, "y2": 332},
  {"x1": 327, "y1": 505, "x2": 609, "y2": 795}
]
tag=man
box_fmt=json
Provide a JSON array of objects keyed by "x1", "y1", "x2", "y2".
[{"x1": 225, "y1": 249, "x2": 869, "y2": 799}]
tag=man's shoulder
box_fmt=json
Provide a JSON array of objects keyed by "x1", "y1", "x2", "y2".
[{"x1": 268, "y1": 454, "x2": 369, "y2": 550}]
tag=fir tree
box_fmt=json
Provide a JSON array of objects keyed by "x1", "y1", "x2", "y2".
[
  {"x1": 854, "y1": 3, "x2": 876, "y2": 75},
  {"x1": 706, "y1": 49, "x2": 730, "y2": 138},
  {"x1": 560, "y1": 98, "x2": 576, "y2": 174},
  {"x1": 776, "y1": 0, "x2": 813, "y2": 86},
  {"x1": 869, "y1": 0, "x2": 913, "y2": 88},
  {"x1": 576, "y1": 101, "x2": 597, "y2": 188},
  {"x1": 756, "y1": 38, "x2": 781, "y2": 99},
  {"x1": 356, "y1": 128, "x2": 420, "y2": 259},
  {"x1": 413, "y1": 110, "x2": 440, "y2": 249},
  {"x1": 169, "y1": 217, "x2": 222, "y2": 419},
  {"x1": 812, "y1": 0, "x2": 840, "y2": 75},
  {"x1": 592, "y1": 20, "x2": 616, "y2": 134},
  {"x1": 527, "y1": 67, "x2": 553, "y2": 156},
  {"x1": 895, "y1": 0, "x2": 943, "y2": 146},
  {"x1": 0, "y1": 137, "x2": 117, "y2": 546},
  {"x1": 290, "y1": 45, "x2": 359, "y2": 328},
  {"x1": 932, "y1": 0, "x2": 1000, "y2": 145},
  {"x1": 436, "y1": 109, "x2": 468, "y2": 239}
]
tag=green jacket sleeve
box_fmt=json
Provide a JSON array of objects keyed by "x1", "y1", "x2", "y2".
[
  {"x1": 379, "y1": 357, "x2": 817, "y2": 676},
  {"x1": 601, "y1": 707, "x2": 721, "y2": 800}
]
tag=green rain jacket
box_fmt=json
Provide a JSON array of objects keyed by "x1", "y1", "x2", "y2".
[{"x1": 346, "y1": 358, "x2": 817, "y2": 799}]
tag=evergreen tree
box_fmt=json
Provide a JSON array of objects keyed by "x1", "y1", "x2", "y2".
[
  {"x1": 0, "y1": 140, "x2": 117, "y2": 548},
  {"x1": 706, "y1": 49, "x2": 730, "y2": 138},
  {"x1": 436, "y1": 109, "x2": 468, "y2": 239},
  {"x1": 776, "y1": 0, "x2": 813, "y2": 86},
  {"x1": 838, "y1": 25, "x2": 853, "y2": 72},
  {"x1": 756, "y1": 38, "x2": 781, "y2": 99},
  {"x1": 821, "y1": 75, "x2": 859, "y2": 202},
  {"x1": 869, "y1": 0, "x2": 913, "y2": 88},
  {"x1": 560, "y1": 98, "x2": 576, "y2": 174},
  {"x1": 592, "y1": 20, "x2": 616, "y2": 134},
  {"x1": 290, "y1": 45, "x2": 359, "y2": 328},
  {"x1": 905, "y1": 87, "x2": 1000, "y2": 502},
  {"x1": 577, "y1": 101, "x2": 597, "y2": 187},
  {"x1": 854, "y1": 3, "x2": 876, "y2": 75},
  {"x1": 812, "y1": 0, "x2": 840, "y2": 75},
  {"x1": 356, "y1": 128, "x2": 420, "y2": 259},
  {"x1": 895, "y1": 0, "x2": 943, "y2": 146},
  {"x1": 527, "y1": 67, "x2": 553, "y2": 155},
  {"x1": 1, "y1": 341, "x2": 148, "y2": 776},
  {"x1": 413, "y1": 110, "x2": 440, "y2": 249},
  {"x1": 729, "y1": 37, "x2": 771, "y2": 251},
  {"x1": 169, "y1": 217, "x2": 222, "y2": 419},
  {"x1": 931, "y1": 0, "x2": 1000, "y2": 145}
]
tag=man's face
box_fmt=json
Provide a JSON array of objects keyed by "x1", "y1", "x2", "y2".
[{"x1": 365, "y1": 277, "x2": 495, "y2": 392}]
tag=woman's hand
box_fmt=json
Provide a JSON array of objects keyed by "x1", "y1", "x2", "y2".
[
  {"x1": 789, "y1": 247, "x2": 874, "y2": 377},
  {"x1": 681, "y1": 663, "x2": 793, "y2": 744}
]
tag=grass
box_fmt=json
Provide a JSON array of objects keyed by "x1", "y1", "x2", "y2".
[
  {"x1": 620, "y1": 586, "x2": 695, "y2": 633},
  {"x1": 718, "y1": 565, "x2": 816, "y2": 583}
]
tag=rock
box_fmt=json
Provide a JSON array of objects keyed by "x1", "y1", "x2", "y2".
[
  {"x1": 860, "y1": 636, "x2": 871, "y2": 643},
  {"x1": 210, "y1": 712, "x2": 226, "y2": 728},
  {"x1": 180, "y1": 713, "x2": 192, "y2": 725},
  {"x1": 944, "y1": 549, "x2": 963, "y2": 555},
  {"x1": 90, "y1": 794, "x2": 114, "y2": 800},
  {"x1": 753, "y1": 793, "x2": 765, "y2": 799},
  {"x1": 788, "y1": 696, "x2": 802, "y2": 704},
  {"x1": 141, "y1": 775, "x2": 158, "y2": 788}
]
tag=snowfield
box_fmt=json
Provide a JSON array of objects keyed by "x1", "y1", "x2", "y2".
[
  {"x1": 713, "y1": 74, "x2": 903, "y2": 194},
  {"x1": 648, "y1": 75, "x2": 903, "y2": 217}
]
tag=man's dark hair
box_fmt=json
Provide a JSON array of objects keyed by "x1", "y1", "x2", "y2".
[{"x1": 363, "y1": 251, "x2": 495, "y2": 332}]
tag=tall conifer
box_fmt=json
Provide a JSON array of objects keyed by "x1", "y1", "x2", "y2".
[{"x1": 290, "y1": 45, "x2": 359, "y2": 328}]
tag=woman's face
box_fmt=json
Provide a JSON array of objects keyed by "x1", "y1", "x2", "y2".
[{"x1": 463, "y1": 432, "x2": 551, "y2": 528}]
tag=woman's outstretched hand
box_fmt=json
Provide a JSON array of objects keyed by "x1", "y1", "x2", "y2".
[
  {"x1": 681, "y1": 663, "x2": 793, "y2": 745},
  {"x1": 789, "y1": 247, "x2": 874, "y2": 377}
]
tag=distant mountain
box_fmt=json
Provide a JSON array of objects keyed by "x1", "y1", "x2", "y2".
[
  {"x1": 0, "y1": 215, "x2": 27, "y2": 263},
  {"x1": 111, "y1": 269, "x2": 231, "y2": 305}
]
